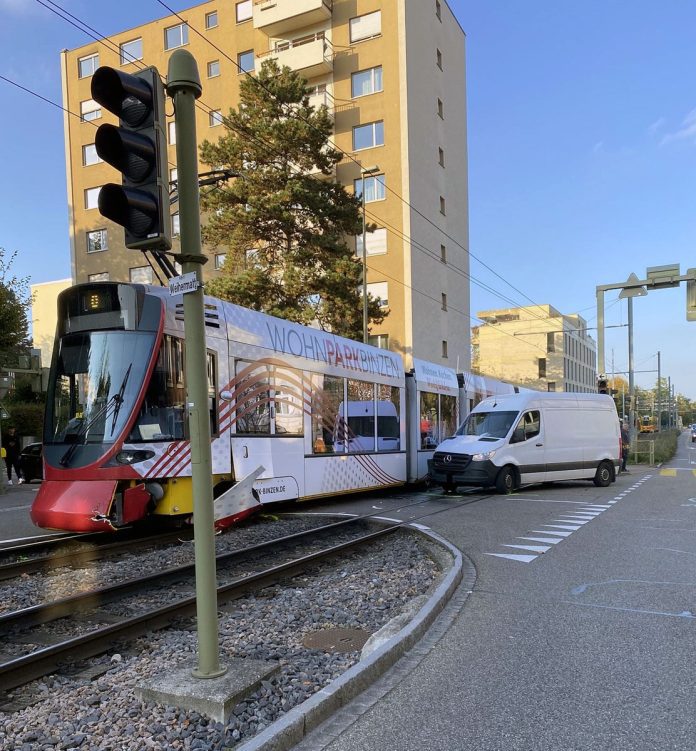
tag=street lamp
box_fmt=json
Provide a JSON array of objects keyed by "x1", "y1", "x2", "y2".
[{"x1": 360, "y1": 165, "x2": 380, "y2": 344}]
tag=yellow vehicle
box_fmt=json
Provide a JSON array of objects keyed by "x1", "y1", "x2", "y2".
[{"x1": 639, "y1": 415, "x2": 657, "y2": 433}]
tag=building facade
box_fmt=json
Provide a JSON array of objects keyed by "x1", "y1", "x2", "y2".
[
  {"x1": 472, "y1": 305, "x2": 597, "y2": 393},
  {"x1": 60, "y1": 0, "x2": 469, "y2": 368}
]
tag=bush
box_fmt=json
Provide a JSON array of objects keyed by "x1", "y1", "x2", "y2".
[
  {"x1": 632, "y1": 430, "x2": 678, "y2": 465},
  {"x1": 1, "y1": 402, "x2": 44, "y2": 442}
]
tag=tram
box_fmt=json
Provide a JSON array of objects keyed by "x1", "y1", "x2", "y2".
[{"x1": 31, "y1": 283, "x2": 523, "y2": 533}]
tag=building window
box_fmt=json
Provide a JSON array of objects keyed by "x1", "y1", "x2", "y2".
[
  {"x1": 356, "y1": 227, "x2": 387, "y2": 257},
  {"x1": 547, "y1": 382, "x2": 556, "y2": 392},
  {"x1": 209, "y1": 109, "x2": 223, "y2": 127},
  {"x1": 205, "y1": 11, "x2": 218, "y2": 29},
  {"x1": 84, "y1": 187, "x2": 101, "y2": 210},
  {"x1": 440, "y1": 244, "x2": 446, "y2": 263},
  {"x1": 169, "y1": 167, "x2": 178, "y2": 184},
  {"x1": 436, "y1": 0, "x2": 442, "y2": 21},
  {"x1": 368, "y1": 334, "x2": 389, "y2": 349},
  {"x1": 86, "y1": 229, "x2": 108, "y2": 252},
  {"x1": 437, "y1": 49, "x2": 443, "y2": 69},
  {"x1": 236, "y1": 0, "x2": 252, "y2": 22},
  {"x1": 80, "y1": 99, "x2": 101, "y2": 122},
  {"x1": 438, "y1": 147, "x2": 445, "y2": 167},
  {"x1": 82, "y1": 144, "x2": 102, "y2": 166},
  {"x1": 237, "y1": 50, "x2": 254, "y2": 73},
  {"x1": 437, "y1": 98, "x2": 444, "y2": 118},
  {"x1": 538, "y1": 358, "x2": 547, "y2": 378},
  {"x1": 164, "y1": 23, "x2": 188, "y2": 50},
  {"x1": 547, "y1": 332, "x2": 556, "y2": 353},
  {"x1": 88, "y1": 272, "x2": 109, "y2": 282},
  {"x1": 367, "y1": 281, "x2": 388, "y2": 308},
  {"x1": 351, "y1": 66, "x2": 383, "y2": 98},
  {"x1": 168, "y1": 121, "x2": 176, "y2": 144},
  {"x1": 172, "y1": 212, "x2": 180, "y2": 236},
  {"x1": 439, "y1": 196, "x2": 446, "y2": 215},
  {"x1": 130, "y1": 266, "x2": 153, "y2": 284},
  {"x1": 441, "y1": 293, "x2": 447, "y2": 311},
  {"x1": 354, "y1": 174, "x2": 386, "y2": 203},
  {"x1": 119, "y1": 38, "x2": 143, "y2": 65},
  {"x1": 349, "y1": 10, "x2": 381, "y2": 43},
  {"x1": 207, "y1": 60, "x2": 220, "y2": 78},
  {"x1": 353, "y1": 121, "x2": 384, "y2": 151},
  {"x1": 214, "y1": 253, "x2": 226, "y2": 270},
  {"x1": 442, "y1": 340, "x2": 448, "y2": 358},
  {"x1": 78, "y1": 53, "x2": 99, "y2": 78}
]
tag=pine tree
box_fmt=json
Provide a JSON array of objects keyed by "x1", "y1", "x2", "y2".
[
  {"x1": 199, "y1": 59, "x2": 386, "y2": 339},
  {"x1": 0, "y1": 248, "x2": 31, "y2": 358}
]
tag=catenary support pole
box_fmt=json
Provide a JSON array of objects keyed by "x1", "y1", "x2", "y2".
[
  {"x1": 596, "y1": 287, "x2": 605, "y2": 376},
  {"x1": 167, "y1": 50, "x2": 226, "y2": 680},
  {"x1": 628, "y1": 297, "x2": 635, "y2": 441},
  {"x1": 656, "y1": 351, "x2": 661, "y2": 432}
]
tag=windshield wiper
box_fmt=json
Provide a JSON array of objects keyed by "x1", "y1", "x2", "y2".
[
  {"x1": 59, "y1": 365, "x2": 133, "y2": 467},
  {"x1": 110, "y1": 364, "x2": 132, "y2": 434}
]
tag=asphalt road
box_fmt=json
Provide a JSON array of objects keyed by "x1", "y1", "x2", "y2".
[
  {"x1": 0, "y1": 481, "x2": 50, "y2": 541},
  {"x1": 303, "y1": 432, "x2": 696, "y2": 750}
]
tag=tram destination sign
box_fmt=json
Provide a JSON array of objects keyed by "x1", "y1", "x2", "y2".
[{"x1": 169, "y1": 272, "x2": 200, "y2": 297}]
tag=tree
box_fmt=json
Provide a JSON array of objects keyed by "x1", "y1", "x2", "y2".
[
  {"x1": 199, "y1": 59, "x2": 386, "y2": 339},
  {"x1": 0, "y1": 249, "x2": 31, "y2": 358}
]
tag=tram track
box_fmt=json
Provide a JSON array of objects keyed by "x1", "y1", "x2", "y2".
[{"x1": 0, "y1": 488, "x2": 494, "y2": 695}]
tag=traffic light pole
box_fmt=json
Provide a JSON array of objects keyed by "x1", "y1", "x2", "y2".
[{"x1": 167, "y1": 51, "x2": 226, "y2": 680}]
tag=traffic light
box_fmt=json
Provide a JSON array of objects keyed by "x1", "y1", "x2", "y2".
[
  {"x1": 91, "y1": 66, "x2": 171, "y2": 251},
  {"x1": 597, "y1": 376, "x2": 608, "y2": 394}
]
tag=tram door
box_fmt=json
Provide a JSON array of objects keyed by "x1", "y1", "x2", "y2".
[{"x1": 230, "y1": 359, "x2": 305, "y2": 502}]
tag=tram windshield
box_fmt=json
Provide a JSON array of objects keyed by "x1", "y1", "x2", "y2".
[
  {"x1": 456, "y1": 410, "x2": 518, "y2": 440},
  {"x1": 45, "y1": 331, "x2": 156, "y2": 446}
]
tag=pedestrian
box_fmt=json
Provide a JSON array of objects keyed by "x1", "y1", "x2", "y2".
[
  {"x1": 3, "y1": 427, "x2": 23, "y2": 485},
  {"x1": 620, "y1": 421, "x2": 630, "y2": 474}
]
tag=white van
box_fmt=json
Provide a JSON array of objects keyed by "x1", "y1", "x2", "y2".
[{"x1": 429, "y1": 392, "x2": 620, "y2": 493}]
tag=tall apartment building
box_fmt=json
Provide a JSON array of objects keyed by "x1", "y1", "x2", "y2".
[
  {"x1": 472, "y1": 305, "x2": 598, "y2": 393},
  {"x1": 60, "y1": 0, "x2": 469, "y2": 368}
]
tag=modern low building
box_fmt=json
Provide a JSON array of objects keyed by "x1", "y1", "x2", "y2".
[
  {"x1": 472, "y1": 305, "x2": 598, "y2": 393},
  {"x1": 60, "y1": 0, "x2": 470, "y2": 368}
]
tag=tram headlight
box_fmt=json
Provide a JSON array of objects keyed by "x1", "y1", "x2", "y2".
[
  {"x1": 116, "y1": 449, "x2": 155, "y2": 465},
  {"x1": 471, "y1": 450, "x2": 496, "y2": 462}
]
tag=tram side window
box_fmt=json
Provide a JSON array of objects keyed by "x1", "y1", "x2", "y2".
[
  {"x1": 311, "y1": 374, "x2": 343, "y2": 454},
  {"x1": 130, "y1": 335, "x2": 187, "y2": 442},
  {"x1": 376, "y1": 384, "x2": 400, "y2": 451},
  {"x1": 420, "y1": 392, "x2": 439, "y2": 448},
  {"x1": 235, "y1": 360, "x2": 270, "y2": 434},
  {"x1": 273, "y1": 366, "x2": 304, "y2": 436},
  {"x1": 342, "y1": 379, "x2": 376, "y2": 453}
]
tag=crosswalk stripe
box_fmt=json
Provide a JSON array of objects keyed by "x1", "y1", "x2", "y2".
[
  {"x1": 486, "y1": 553, "x2": 537, "y2": 563},
  {"x1": 504, "y1": 544, "x2": 551, "y2": 553}
]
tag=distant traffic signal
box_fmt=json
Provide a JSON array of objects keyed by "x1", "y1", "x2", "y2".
[
  {"x1": 91, "y1": 66, "x2": 171, "y2": 251},
  {"x1": 597, "y1": 376, "x2": 609, "y2": 394}
]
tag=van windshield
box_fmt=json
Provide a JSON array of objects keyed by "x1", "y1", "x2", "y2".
[{"x1": 456, "y1": 410, "x2": 518, "y2": 439}]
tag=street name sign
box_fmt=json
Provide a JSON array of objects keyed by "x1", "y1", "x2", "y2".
[{"x1": 169, "y1": 272, "x2": 200, "y2": 297}]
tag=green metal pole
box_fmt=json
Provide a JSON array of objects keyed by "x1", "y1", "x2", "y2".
[{"x1": 167, "y1": 50, "x2": 226, "y2": 680}]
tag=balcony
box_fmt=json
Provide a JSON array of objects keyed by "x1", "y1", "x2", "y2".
[
  {"x1": 308, "y1": 86, "x2": 334, "y2": 117},
  {"x1": 253, "y1": 0, "x2": 332, "y2": 37},
  {"x1": 259, "y1": 33, "x2": 334, "y2": 78}
]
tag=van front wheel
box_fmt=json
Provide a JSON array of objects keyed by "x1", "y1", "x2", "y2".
[
  {"x1": 495, "y1": 466, "x2": 517, "y2": 494},
  {"x1": 593, "y1": 460, "x2": 614, "y2": 487}
]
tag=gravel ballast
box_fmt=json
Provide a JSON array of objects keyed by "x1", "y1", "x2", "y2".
[{"x1": 0, "y1": 518, "x2": 444, "y2": 750}]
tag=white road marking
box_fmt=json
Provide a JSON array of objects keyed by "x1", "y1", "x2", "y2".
[
  {"x1": 486, "y1": 553, "x2": 537, "y2": 563},
  {"x1": 519, "y1": 536, "x2": 562, "y2": 544},
  {"x1": 532, "y1": 529, "x2": 573, "y2": 537},
  {"x1": 504, "y1": 544, "x2": 551, "y2": 553},
  {"x1": 543, "y1": 523, "x2": 583, "y2": 531}
]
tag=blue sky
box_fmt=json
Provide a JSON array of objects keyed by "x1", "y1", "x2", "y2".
[{"x1": 1, "y1": 0, "x2": 695, "y2": 398}]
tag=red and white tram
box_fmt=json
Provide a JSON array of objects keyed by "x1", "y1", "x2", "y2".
[{"x1": 31, "y1": 283, "x2": 521, "y2": 533}]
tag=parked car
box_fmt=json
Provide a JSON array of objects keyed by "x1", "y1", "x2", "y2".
[
  {"x1": 691, "y1": 424, "x2": 696, "y2": 443},
  {"x1": 19, "y1": 442, "x2": 43, "y2": 483}
]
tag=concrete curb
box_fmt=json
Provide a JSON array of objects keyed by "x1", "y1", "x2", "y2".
[{"x1": 238, "y1": 525, "x2": 464, "y2": 751}]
